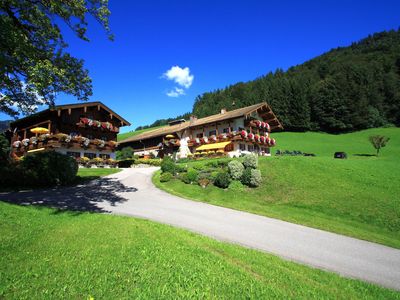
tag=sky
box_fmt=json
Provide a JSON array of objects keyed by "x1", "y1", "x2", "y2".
[{"x1": 2, "y1": 0, "x2": 400, "y2": 133}]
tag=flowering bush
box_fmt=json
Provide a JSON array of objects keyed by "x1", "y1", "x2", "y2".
[
  {"x1": 77, "y1": 156, "x2": 90, "y2": 166},
  {"x1": 105, "y1": 158, "x2": 117, "y2": 167},
  {"x1": 228, "y1": 160, "x2": 244, "y2": 180},
  {"x1": 249, "y1": 169, "x2": 262, "y2": 187},
  {"x1": 243, "y1": 154, "x2": 258, "y2": 169},
  {"x1": 90, "y1": 157, "x2": 104, "y2": 166}
]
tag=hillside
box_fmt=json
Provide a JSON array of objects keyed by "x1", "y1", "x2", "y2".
[
  {"x1": 117, "y1": 125, "x2": 166, "y2": 142},
  {"x1": 155, "y1": 127, "x2": 400, "y2": 248},
  {"x1": 192, "y1": 29, "x2": 400, "y2": 133}
]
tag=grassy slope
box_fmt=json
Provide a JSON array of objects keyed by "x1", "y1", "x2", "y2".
[
  {"x1": 1, "y1": 202, "x2": 398, "y2": 299},
  {"x1": 74, "y1": 168, "x2": 121, "y2": 184},
  {"x1": 117, "y1": 125, "x2": 166, "y2": 142},
  {"x1": 154, "y1": 127, "x2": 400, "y2": 248}
]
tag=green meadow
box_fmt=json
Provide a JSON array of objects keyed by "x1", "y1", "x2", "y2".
[
  {"x1": 117, "y1": 125, "x2": 166, "y2": 141},
  {"x1": 1, "y1": 201, "x2": 399, "y2": 299},
  {"x1": 154, "y1": 127, "x2": 400, "y2": 248}
]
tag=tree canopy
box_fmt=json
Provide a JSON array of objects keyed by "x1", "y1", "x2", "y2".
[{"x1": 0, "y1": 0, "x2": 111, "y2": 117}]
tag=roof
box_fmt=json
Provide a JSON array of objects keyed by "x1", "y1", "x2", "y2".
[
  {"x1": 195, "y1": 141, "x2": 232, "y2": 151},
  {"x1": 11, "y1": 101, "x2": 131, "y2": 127},
  {"x1": 119, "y1": 102, "x2": 282, "y2": 144}
]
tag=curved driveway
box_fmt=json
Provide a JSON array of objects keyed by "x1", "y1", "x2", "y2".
[{"x1": 2, "y1": 167, "x2": 400, "y2": 290}]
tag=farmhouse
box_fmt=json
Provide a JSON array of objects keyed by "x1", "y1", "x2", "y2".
[
  {"x1": 119, "y1": 102, "x2": 282, "y2": 158},
  {"x1": 10, "y1": 102, "x2": 130, "y2": 159}
]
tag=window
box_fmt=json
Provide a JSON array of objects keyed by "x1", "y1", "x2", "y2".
[
  {"x1": 223, "y1": 127, "x2": 232, "y2": 133},
  {"x1": 67, "y1": 151, "x2": 80, "y2": 158},
  {"x1": 196, "y1": 133, "x2": 204, "y2": 138},
  {"x1": 208, "y1": 130, "x2": 216, "y2": 136},
  {"x1": 100, "y1": 154, "x2": 110, "y2": 159},
  {"x1": 84, "y1": 152, "x2": 96, "y2": 159},
  {"x1": 239, "y1": 144, "x2": 246, "y2": 151},
  {"x1": 248, "y1": 145, "x2": 254, "y2": 152},
  {"x1": 238, "y1": 127, "x2": 245, "y2": 131}
]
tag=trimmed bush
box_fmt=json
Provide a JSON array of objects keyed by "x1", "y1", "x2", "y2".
[
  {"x1": 160, "y1": 172, "x2": 173, "y2": 182},
  {"x1": 228, "y1": 180, "x2": 246, "y2": 191},
  {"x1": 228, "y1": 160, "x2": 244, "y2": 180},
  {"x1": 240, "y1": 168, "x2": 252, "y2": 186},
  {"x1": 214, "y1": 171, "x2": 231, "y2": 189},
  {"x1": 118, "y1": 159, "x2": 135, "y2": 168},
  {"x1": 243, "y1": 154, "x2": 258, "y2": 169},
  {"x1": 241, "y1": 168, "x2": 262, "y2": 187},
  {"x1": 249, "y1": 169, "x2": 262, "y2": 187},
  {"x1": 21, "y1": 151, "x2": 78, "y2": 186},
  {"x1": 179, "y1": 173, "x2": 191, "y2": 184},
  {"x1": 161, "y1": 157, "x2": 176, "y2": 174},
  {"x1": 186, "y1": 168, "x2": 199, "y2": 183},
  {"x1": 136, "y1": 158, "x2": 162, "y2": 166}
]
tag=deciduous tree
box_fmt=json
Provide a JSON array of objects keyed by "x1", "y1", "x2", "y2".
[{"x1": 0, "y1": 0, "x2": 112, "y2": 117}]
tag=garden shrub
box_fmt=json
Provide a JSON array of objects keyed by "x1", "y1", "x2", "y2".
[
  {"x1": 161, "y1": 157, "x2": 176, "y2": 174},
  {"x1": 214, "y1": 171, "x2": 231, "y2": 189},
  {"x1": 241, "y1": 168, "x2": 262, "y2": 187},
  {"x1": 240, "y1": 168, "x2": 252, "y2": 186},
  {"x1": 210, "y1": 170, "x2": 220, "y2": 182},
  {"x1": 186, "y1": 168, "x2": 199, "y2": 183},
  {"x1": 249, "y1": 169, "x2": 262, "y2": 187},
  {"x1": 116, "y1": 146, "x2": 134, "y2": 160},
  {"x1": 179, "y1": 172, "x2": 191, "y2": 184},
  {"x1": 243, "y1": 154, "x2": 258, "y2": 169},
  {"x1": 136, "y1": 158, "x2": 162, "y2": 166},
  {"x1": 118, "y1": 159, "x2": 135, "y2": 168},
  {"x1": 160, "y1": 172, "x2": 173, "y2": 182},
  {"x1": 228, "y1": 180, "x2": 245, "y2": 191},
  {"x1": 21, "y1": 151, "x2": 78, "y2": 186},
  {"x1": 228, "y1": 160, "x2": 244, "y2": 180},
  {"x1": 0, "y1": 161, "x2": 26, "y2": 188},
  {"x1": 198, "y1": 177, "x2": 211, "y2": 188}
]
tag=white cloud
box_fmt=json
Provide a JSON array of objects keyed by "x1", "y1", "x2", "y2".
[
  {"x1": 166, "y1": 87, "x2": 185, "y2": 97},
  {"x1": 163, "y1": 66, "x2": 194, "y2": 88}
]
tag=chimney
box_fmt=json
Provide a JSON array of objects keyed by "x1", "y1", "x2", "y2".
[
  {"x1": 190, "y1": 115, "x2": 197, "y2": 124},
  {"x1": 221, "y1": 108, "x2": 227, "y2": 114}
]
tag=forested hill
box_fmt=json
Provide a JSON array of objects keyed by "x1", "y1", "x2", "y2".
[{"x1": 192, "y1": 29, "x2": 400, "y2": 133}]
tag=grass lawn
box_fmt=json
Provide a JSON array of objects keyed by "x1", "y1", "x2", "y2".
[
  {"x1": 154, "y1": 127, "x2": 400, "y2": 248},
  {"x1": 1, "y1": 202, "x2": 398, "y2": 299},
  {"x1": 117, "y1": 125, "x2": 166, "y2": 142},
  {"x1": 75, "y1": 168, "x2": 121, "y2": 183}
]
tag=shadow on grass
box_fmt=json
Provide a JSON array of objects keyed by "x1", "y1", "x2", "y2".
[
  {"x1": 353, "y1": 154, "x2": 377, "y2": 157},
  {"x1": 0, "y1": 177, "x2": 137, "y2": 213}
]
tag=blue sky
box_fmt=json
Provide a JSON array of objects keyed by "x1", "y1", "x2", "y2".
[{"x1": 2, "y1": 0, "x2": 400, "y2": 133}]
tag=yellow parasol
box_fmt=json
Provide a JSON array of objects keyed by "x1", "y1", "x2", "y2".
[
  {"x1": 30, "y1": 127, "x2": 49, "y2": 134},
  {"x1": 165, "y1": 134, "x2": 175, "y2": 139}
]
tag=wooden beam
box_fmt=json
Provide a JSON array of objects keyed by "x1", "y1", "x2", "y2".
[
  {"x1": 68, "y1": 108, "x2": 71, "y2": 115},
  {"x1": 57, "y1": 109, "x2": 61, "y2": 117},
  {"x1": 97, "y1": 104, "x2": 100, "y2": 111},
  {"x1": 84, "y1": 106, "x2": 87, "y2": 113},
  {"x1": 110, "y1": 113, "x2": 113, "y2": 119}
]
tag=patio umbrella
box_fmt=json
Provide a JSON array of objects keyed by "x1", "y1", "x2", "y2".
[
  {"x1": 30, "y1": 127, "x2": 49, "y2": 134},
  {"x1": 165, "y1": 134, "x2": 175, "y2": 139}
]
